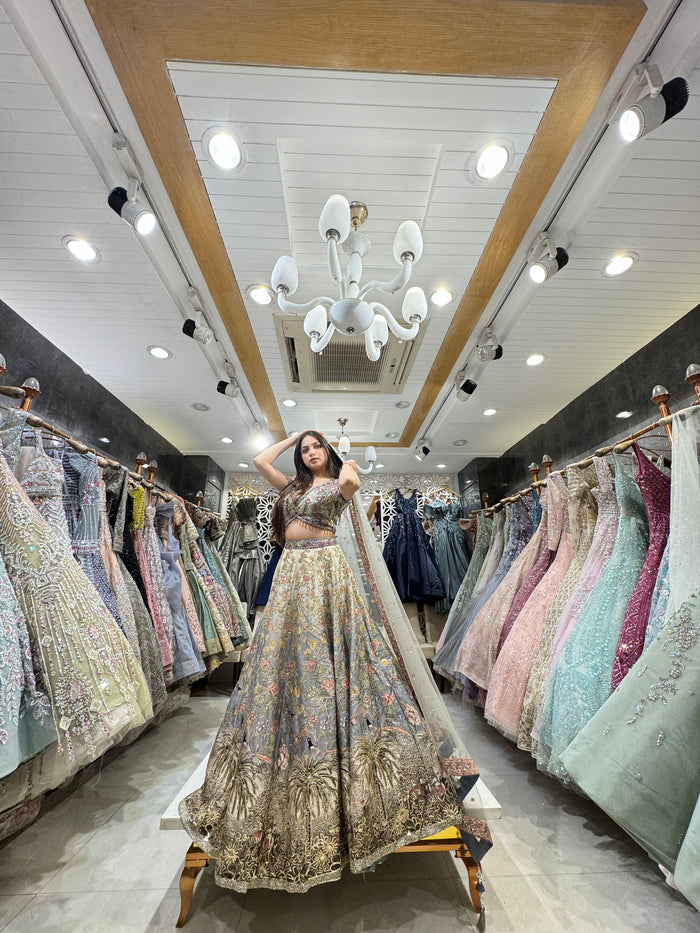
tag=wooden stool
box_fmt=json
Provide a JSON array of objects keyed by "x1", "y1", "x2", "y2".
[{"x1": 176, "y1": 826, "x2": 482, "y2": 927}]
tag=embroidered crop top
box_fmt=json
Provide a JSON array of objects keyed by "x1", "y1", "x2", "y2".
[{"x1": 282, "y1": 479, "x2": 350, "y2": 535}]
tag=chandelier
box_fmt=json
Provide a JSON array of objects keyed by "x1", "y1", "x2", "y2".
[
  {"x1": 270, "y1": 195, "x2": 428, "y2": 361},
  {"x1": 336, "y1": 418, "x2": 376, "y2": 474}
]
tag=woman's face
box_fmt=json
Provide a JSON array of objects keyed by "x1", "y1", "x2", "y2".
[{"x1": 300, "y1": 434, "x2": 328, "y2": 474}]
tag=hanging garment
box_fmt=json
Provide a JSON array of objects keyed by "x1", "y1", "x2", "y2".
[
  {"x1": 518, "y1": 462, "x2": 599, "y2": 752},
  {"x1": 0, "y1": 407, "x2": 26, "y2": 472},
  {"x1": 643, "y1": 540, "x2": 671, "y2": 648},
  {"x1": 437, "y1": 513, "x2": 493, "y2": 651},
  {"x1": 382, "y1": 489, "x2": 445, "y2": 603},
  {"x1": 154, "y1": 502, "x2": 206, "y2": 684},
  {"x1": 538, "y1": 453, "x2": 649, "y2": 786},
  {"x1": 220, "y1": 497, "x2": 264, "y2": 621},
  {"x1": 180, "y1": 480, "x2": 488, "y2": 893},
  {"x1": 454, "y1": 493, "x2": 547, "y2": 690},
  {"x1": 484, "y1": 473, "x2": 575, "y2": 742},
  {"x1": 530, "y1": 486, "x2": 542, "y2": 530},
  {"x1": 561, "y1": 591, "x2": 700, "y2": 873},
  {"x1": 0, "y1": 548, "x2": 57, "y2": 779},
  {"x1": 20, "y1": 429, "x2": 71, "y2": 549},
  {"x1": 472, "y1": 507, "x2": 506, "y2": 593},
  {"x1": 132, "y1": 494, "x2": 175, "y2": 679},
  {"x1": 611, "y1": 444, "x2": 671, "y2": 688},
  {"x1": 197, "y1": 527, "x2": 251, "y2": 646},
  {"x1": 0, "y1": 440, "x2": 151, "y2": 801},
  {"x1": 255, "y1": 543, "x2": 283, "y2": 606},
  {"x1": 423, "y1": 500, "x2": 470, "y2": 614},
  {"x1": 434, "y1": 502, "x2": 529, "y2": 679},
  {"x1": 675, "y1": 794, "x2": 700, "y2": 911},
  {"x1": 62, "y1": 448, "x2": 123, "y2": 632}
]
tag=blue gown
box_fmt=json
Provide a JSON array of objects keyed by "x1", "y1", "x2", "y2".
[
  {"x1": 383, "y1": 489, "x2": 445, "y2": 603},
  {"x1": 423, "y1": 501, "x2": 470, "y2": 614}
]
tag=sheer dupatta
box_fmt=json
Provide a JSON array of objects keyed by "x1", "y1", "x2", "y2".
[{"x1": 336, "y1": 497, "x2": 494, "y2": 860}]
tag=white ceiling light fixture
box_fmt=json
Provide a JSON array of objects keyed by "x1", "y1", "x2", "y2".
[
  {"x1": 430, "y1": 287, "x2": 453, "y2": 307},
  {"x1": 436, "y1": 463, "x2": 447, "y2": 469},
  {"x1": 415, "y1": 438, "x2": 431, "y2": 461},
  {"x1": 453, "y1": 439, "x2": 468, "y2": 447},
  {"x1": 270, "y1": 196, "x2": 428, "y2": 361},
  {"x1": 107, "y1": 183, "x2": 157, "y2": 236},
  {"x1": 526, "y1": 353, "x2": 546, "y2": 366},
  {"x1": 468, "y1": 138, "x2": 514, "y2": 182},
  {"x1": 618, "y1": 66, "x2": 689, "y2": 143},
  {"x1": 395, "y1": 401, "x2": 410, "y2": 409},
  {"x1": 191, "y1": 402, "x2": 211, "y2": 411},
  {"x1": 375, "y1": 463, "x2": 384, "y2": 469},
  {"x1": 247, "y1": 284, "x2": 275, "y2": 305},
  {"x1": 528, "y1": 232, "x2": 569, "y2": 284},
  {"x1": 203, "y1": 126, "x2": 245, "y2": 171},
  {"x1": 335, "y1": 418, "x2": 376, "y2": 474},
  {"x1": 252, "y1": 422, "x2": 268, "y2": 450},
  {"x1": 476, "y1": 329, "x2": 504, "y2": 362},
  {"x1": 147, "y1": 345, "x2": 172, "y2": 359},
  {"x1": 62, "y1": 236, "x2": 100, "y2": 263},
  {"x1": 603, "y1": 253, "x2": 638, "y2": 277},
  {"x1": 386, "y1": 431, "x2": 399, "y2": 439},
  {"x1": 98, "y1": 437, "x2": 110, "y2": 444},
  {"x1": 483, "y1": 408, "x2": 498, "y2": 417},
  {"x1": 616, "y1": 410, "x2": 633, "y2": 419},
  {"x1": 238, "y1": 461, "x2": 250, "y2": 468},
  {"x1": 220, "y1": 436, "x2": 233, "y2": 444},
  {"x1": 182, "y1": 311, "x2": 214, "y2": 345},
  {"x1": 282, "y1": 398, "x2": 297, "y2": 407}
]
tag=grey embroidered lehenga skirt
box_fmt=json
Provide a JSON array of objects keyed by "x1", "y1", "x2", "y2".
[{"x1": 180, "y1": 537, "x2": 468, "y2": 893}]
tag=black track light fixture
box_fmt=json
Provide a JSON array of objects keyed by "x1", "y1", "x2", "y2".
[{"x1": 528, "y1": 233, "x2": 569, "y2": 284}]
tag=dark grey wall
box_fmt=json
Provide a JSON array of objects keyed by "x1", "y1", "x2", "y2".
[
  {"x1": 464, "y1": 303, "x2": 700, "y2": 500},
  {"x1": 0, "y1": 299, "x2": 220, "y2": 498}
]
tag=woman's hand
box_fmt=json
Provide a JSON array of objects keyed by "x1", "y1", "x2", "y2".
[{"x1": 339, "y1": 459, "x2": 361, "y2": 500}]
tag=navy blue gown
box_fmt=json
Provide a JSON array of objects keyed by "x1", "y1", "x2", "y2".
[{"x1": 383, "y1": 489, "x2": 445, "y2": 603}]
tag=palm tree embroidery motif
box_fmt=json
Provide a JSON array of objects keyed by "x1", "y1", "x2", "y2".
[
  {"x1": 287, "y1": 752, "x2": 337, "y2": 849},
  {"x1": 351, "y1": 729, "x2": 401, "y2": 820}
]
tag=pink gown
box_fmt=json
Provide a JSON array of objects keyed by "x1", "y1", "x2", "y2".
[{"x1": 485, "y1": 473, "x2": 574, "y2": 742}]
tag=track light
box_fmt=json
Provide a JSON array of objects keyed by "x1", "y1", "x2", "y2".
[
  {"x1": 107, "y1": 185, "x2": 157, "y2": 235},
  {"x1": 475, "y1": 330, "x2": 504, "y2": 362},
  {"x1": 217, "y1": 379, "x2": 240, "y2": 398},
  {"x1": 414, "y1": 438, "x2": 431, "y2": 461},
  {"x1": 619, "y1": 70, "x2": 689, "y2": 142},
  {"x1": 528, "y1": 233, "x2": 569, "y2": 284},
  {"x1": 182, "y1": 313, "x2": 214, "y2": 345},
  {"x1": 455, "y1": 368, "x2": 478, "y2": 401}
]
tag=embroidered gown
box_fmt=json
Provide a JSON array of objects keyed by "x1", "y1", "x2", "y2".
[
  {"x1": 382, "y1": 489, "x2": 445, "y2": 603},
  {"x1": 180, "y1": 480, "x2": 478, "y2": 893},
  {"x1": 423, "y1": 501, "x2": 470, "y2": 614}
]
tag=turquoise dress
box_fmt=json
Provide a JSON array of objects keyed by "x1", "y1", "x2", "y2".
[{"x1": 538, "y1": 453, "x2": 649, "y2": 786}]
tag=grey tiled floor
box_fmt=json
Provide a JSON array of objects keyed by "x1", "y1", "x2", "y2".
[{"x1": 0, "y1": 683, "x2": 697, "y2": 932}]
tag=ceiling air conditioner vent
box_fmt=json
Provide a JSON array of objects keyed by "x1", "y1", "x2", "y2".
[{"x1": 275, "y1": 316, "x2": 425, "y2": 394}]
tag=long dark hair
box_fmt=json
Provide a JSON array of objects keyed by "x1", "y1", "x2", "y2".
[{"x1": 270, "y1": 431, "x2": 344, "y2": 545}]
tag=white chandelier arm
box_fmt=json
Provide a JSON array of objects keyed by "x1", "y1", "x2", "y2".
[
  {"x1": 277, "y1": 294, "x2": 334, "y2": 314},
  {"x1": 357, "y1": 463, "x2": 374, "y2": 474},
  {"x1": 358, "y1": 259, "x2": 412, "y2": 299},
  {"x1": 309, "y1": 321, "x2": 337, "y2": 353},
  {"x1": 363, "y1": 327, "x2": 381, "y2": 362},
  {"x1": 370, "y1": 302, "x2": 419, "y2": 341},
  {"x1": 326, "y1": 237, "x2": 347, "y2": 296}
]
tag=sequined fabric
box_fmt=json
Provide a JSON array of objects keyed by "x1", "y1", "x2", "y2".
[
  {"x1": 423, "y1": 501, "x2": 470, "y2": 614},
  {"x1": 383, "y1": 489, "x2": 445, "y2": 603},
  {"x1": 0, "y1": 407, "x2": 26, "y2": 472},
  {"x1": 180, "y1": 528, "x2": 473, "y2": 893},
  {"x1": 611, "y1": 444, "x2": 671, "y2": 688},
  {"x1": 518, "y1": 463, "x2": 599, "y2": 752},
  {"x1": 485, "y1": 473, "x2": 575, "y2": 742},
  {"x1": 20, "y1": 430, "x2": 71, "y2": 550},
  {"x1": 644, "y1": 541, "x2": 671, "y2": 648},
  {"x1": 175, "y1": 510, "x2": 227, "y2": 664},
  {"x1": 436, "y1": 514, "x2": 493, "y2": 654},
  {"x1": 198, "y1": 528, "x2": 251, "y2": 646},
  {"x1": 539, "y1": 454, "x2": 649, "y2": 785}
]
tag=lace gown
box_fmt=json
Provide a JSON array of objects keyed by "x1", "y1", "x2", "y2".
[
  {"x1": 455, "y1": 493, "x2": 547, "y2": 690},
  {"x1": 539, "y1": 453, "x2": 649, "y2": 786},
  {"x1": 611, "y1": 444, "x2": 670, "y2": 688},
  {"x1": 383, "y1": 490, "x2": 445, "y2": 603},
  {"x1": 423, "y1": 501, "x2": 470, "y2": 614},
  {"x1": 518, "y1": 463, "x2": 598, "y2": 752},
  {"x1": 484, "y1": 473, "x2": 575, "y2": 742},
  {"x1": 21, "y1": 429, "x2": 71, "y2": 549},
  {"x1": 180, "y1": 481, "x2": 480, "y2": 893}
]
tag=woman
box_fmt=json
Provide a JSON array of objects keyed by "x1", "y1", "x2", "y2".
[{"x1": 180, "y1": 431, "x2": 470, "y2": 893}]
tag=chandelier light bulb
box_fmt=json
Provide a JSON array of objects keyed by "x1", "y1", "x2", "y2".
[
  {"x1": 475, "y1": 143, "x2": 509, "y2": 179},
  {"x1": 271, "y1": 255, "x2": 299, "y2": 295},
  {"x1": 392, "y1": 220, "x2": 423, "y2": 264},
  {"x1": 303, "y1": 305, "x2": 328, "y2": 339},
  {"x1": 402, "y1": 287, "x2": 427, "y2": 323},
  {"x1": 370, "y1": 313, "x2": 389, "y2": 348},
  {"x1": 338, "y1": 433, "x2": 351, "y2": 456},
  {"x1": 318, "y1": 194, "x2": 351, "y2": 242}
]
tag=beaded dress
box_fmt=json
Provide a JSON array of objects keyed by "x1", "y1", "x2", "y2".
[
  {"x1": 423, "y1": 500, "x2": 470, "y2": 614},
  {"x1": 197, "y1": 526, "x2": 251, "y2": 646},
  {"x1": 383, "y1": 489, "x2": 445, "y2": 603},
  {"x1": 539, "y1": 453, "x2": 649, "y2": 786},
  {"x1": 611, "y1": 444, "x2": 670, "y2": 688},
  {"x1": 643, "y1": 541, "x2": 671, "y2": 648},
  {"x1": 20, "y1": 429, "x2": 71, "y2": 549},
  {"x1": 518, "y1": 463, "x2": 598, "y2": 752},
  {"x1": 484, "y1": 473, "x2": 575, "y2": 742},
  {"x1": 181, "y1": 480, "x2": 487, "y2": 893}
]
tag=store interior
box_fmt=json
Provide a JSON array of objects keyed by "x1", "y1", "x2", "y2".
[{"x1": 0, "y1": 0, "x2": 699, "y2": 930}]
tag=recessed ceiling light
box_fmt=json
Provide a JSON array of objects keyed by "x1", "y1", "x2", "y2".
[
  {"x1": 436, "y1": 463, "x2": 447, "y2": 469},
  {"x1": 238, "y1": 461, "x2": 249, "y2": 468},
  {"x1": 603, "y1": 253, "x2": 637, "y2": 277},
  {"x1": 247, "y1": 284, "x2": 275, "y2": 305},
  {"x1": 98, "y1": 437, "x2": 110, "y2": 444},
  {"x1": 616, "y1": 410, "x2": 633, "y2": 419},
  {"x1": 203, "y1": 126, "x2": 244, "y2": 171},
  {"x1": 526, "y1": 353, "x2": 545, "y2": 366},
  {"x1": 62, "y1": 236, "x2": 100, "y2": 263},
  {"x1": 430, "y1": 287, "x2": 453, "y2": 307},
  {"x1": 220, "y1": 436, "x2": 233, "y2": 444},
  {"x1": 147, "y1": 345, "x2": 172, "y2": 359},
  {"x1": 191, "y1": 402, "x2": 211, "y2": 412},
  {"x1": 375, "y1": 463, "x2": 384, "y2": 469},
  {"x1": 453, "y1": 439, "x2": 468, "y2": 446},
  {"x1": 483, "y1": 408, "x2": 498, "y2": 417},
  {"x1": 282, "y1": 398, "x2": 297, "y2": 407},
  {"x1": 469, "y1": 139, "x2": 514, "y2": 182},
  {"x1": 395, "y1": 401, "x2": 410, "y2": 409},
  {"x1": 386, "y1": 432, "x2": 399, "y2": 439}
]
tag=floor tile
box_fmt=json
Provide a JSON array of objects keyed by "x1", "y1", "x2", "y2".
[
  {"x1": 2, "y1": 890, "x2": 173, "y2": 933},
  {"x1": 0, "y1": 897, "x2": 34, "y2": 933}
]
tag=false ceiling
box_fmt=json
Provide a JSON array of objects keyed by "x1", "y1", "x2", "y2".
[{"x1": 3, "y1": 0, "x2": 699, "y2": 478}]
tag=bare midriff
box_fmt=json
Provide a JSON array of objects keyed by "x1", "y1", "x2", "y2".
[{"x1": 285, "y1": 518, "x2": 335, "y2": 541}]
